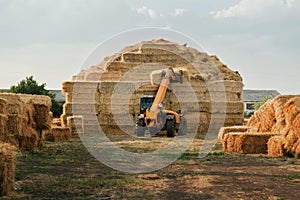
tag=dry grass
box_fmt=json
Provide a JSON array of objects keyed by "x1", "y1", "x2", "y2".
[{"x1": 9, "y1": 137, "x2": 300, "y2": 199}]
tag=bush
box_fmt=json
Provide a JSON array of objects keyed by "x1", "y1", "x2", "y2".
[
  {"x1": 254, "y1": 96, "x2": 271, "y2": 110},
  {"x1": 9, "y1": 76, "x2": 63, "y2": 117},
  {"x1": 244, "y1": 110, "x2": 255, "y2": 119}
]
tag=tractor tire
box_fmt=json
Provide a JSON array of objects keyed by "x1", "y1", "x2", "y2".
[
  {"x1": 148, "y1": 127, "x2": 159, "y2": 137},
  {"x1": 136, "y1": 119, "x2": 145, "y2": 137},
  {"x1": 136, "y1": 126, "x2": 145, "y2": 137},
  {"x1": 166, "y1": 119, "x2": 176, "y2": 137},
  {"x1": 177, "y1": 116, "x2": 187, "y2": 136}
]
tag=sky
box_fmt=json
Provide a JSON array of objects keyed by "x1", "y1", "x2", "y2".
[{"x1": 0, "y1": 0, "x2": 299, "y2": 94}]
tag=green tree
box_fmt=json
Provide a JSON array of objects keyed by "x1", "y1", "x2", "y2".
[
  {"x1": 254, "y1": 96, "x2": 271, "y2": 110},
  {"x1": 9, "y1": 76, "x2": 63, "y2": 117}
]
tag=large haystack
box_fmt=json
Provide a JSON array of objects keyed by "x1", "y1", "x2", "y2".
[
  {"x1": 62, "y1": 39, "x2": 244, "y2": 134},
  {"x1": 0, "y1": 93, "x2": 52, "y2": 151}
]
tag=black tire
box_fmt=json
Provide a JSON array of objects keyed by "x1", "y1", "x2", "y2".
[
  {"x1": 166, "y1": 119, "x2": 175, "y2": 137},
  {"x1": 136, "y1": 119, "x2": 145, "y2": 137},
  {"x1": 136, "y1": 126, "x2": 145, "y2": 137},
  {"x1": 177, "y1": 116, "x2": 187, "y2": 136},
  {"x1": 148, "y1": 127, "x2": 158, "y2": 137}
]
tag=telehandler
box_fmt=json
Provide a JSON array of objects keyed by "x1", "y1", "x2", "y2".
[{"x1": 135, "y1": 67, "x2": 187, "y2": 137}]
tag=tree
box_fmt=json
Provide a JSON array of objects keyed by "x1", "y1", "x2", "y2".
[
  {"x1": 9, "y1": 76, "x2": 63, "y2": 117},
  {"x1": 254, "y1": 96, "x2": 271, "y2": 110}
]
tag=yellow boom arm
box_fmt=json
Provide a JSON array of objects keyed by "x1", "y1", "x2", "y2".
[{"x1": 146, "y1": 67, "x2": 180, "y2": 126}]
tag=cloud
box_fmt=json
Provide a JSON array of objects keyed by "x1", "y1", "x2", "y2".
[
  {"x1": 174, "y1": 8, "x2": 185, "y2": 16},
  {"x1": 211, "y1": 0, "x2": 296, "y2": 19},
  {"x1": 283, "y1": 0, "x2": 295, "y2": 8},
  {"x1": 135, "y1": 6, "x2": 148, "y2": 14},
  {"x1": 148, "y1": 9, "x2": 157, "y2": 18},
  {"x1": 135, "y1": 6, "x2": 157, "y2": 18}
]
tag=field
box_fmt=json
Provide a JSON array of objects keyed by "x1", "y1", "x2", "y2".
[{"x1": 5, "y1": 136, "x2": 300, "y2": 200}]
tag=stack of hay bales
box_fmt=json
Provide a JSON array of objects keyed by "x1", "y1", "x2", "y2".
[
  {"x1": 0, "y1": 93, "x2": 52, "y2": 151},
  {"x1": 222, "y1": 95, "x2": 300, "y2": 157},
  {"x1": 46, "y1": 127, "x2": 71, "y2": 142},
  {"x1": 43, "y1": 118, "x2": 72, "y2": 142},
  {"x1": 218, "y1": 126, "x2": 254, "y2": 142},
  {"x1": 0, "y1": 142, "x2": 17, "y2": 196},
  {"x1": 62, "y1": 39, "x2": 244, "y2": 135},
  {"x1": 247, "y1": 95, "x2": 295, "y2": 133},
  {"x1": 67, "y1": 116, "x2": 84, "y2": 137},
  {"x1": 223, "y1": 132, "x2": 280, "y2": 154}
]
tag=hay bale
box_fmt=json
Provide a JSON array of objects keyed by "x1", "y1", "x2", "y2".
[
  {"x1": 247, "y1": 95, "x2": 300, "y2": 134},
  {"x1": 0, "y1": 94, "x2": 52, "y2": 152},
  {"x1": 0, "y1": 98, "x2": 7, "y2": 114},
  {"x1": 34, "y1": 104, "x2": 51, "y2": 130},
  {"x1": 0, "y1": 143, "x2": 17, "y2": 196},
  {"x1": 47, "y1": 127, "x2": 71, "y2": 142},
  {"x1": 272, "y1": 95, "x2": 296, "y2": 131},
  {"x1": 247, "y1": 99, "x2": 276, "y2": 132},
  {"x1": 7, "y1": 114, "x2": 25, "y2": 136},
  {"x1": 282, "y1": 97, "x2": 300, "y2": 156},
  {"x1": 52, "y1": 118, "x2": 62, "y2": 127},
  {"x1": 236, "y1": 132, "x2": 280, "y2": 154},
  {"x1": 6, "y1": 114, "x2": 40, "y2": 151},
  {"x1": 18, "y1": 127, "x2": 40, "y2": 152},
  {"x1": 218, "y1": 126, "x2": 253, "y2": 142},
  {"x1": 268, "y1": 136, "x2": 286, "y2": 157},
  {"x1": 67, "y1": 116, "x2": 84, "y2": 137},
  {"x1": 0, "y1": 114, "x2": 8, "y2": 137},
  {"x1": 223, "y1": 132, "x2": 280, "y2": 154},
  {"x1": 223, "y1": 133, "x2": 241, "y2": 152},
  {"x1": 0, "y1": 93, "x2": 24, "y2": 114},
  {"x1": 293, "y1": 140, "x2": 300, "y2": 156}
]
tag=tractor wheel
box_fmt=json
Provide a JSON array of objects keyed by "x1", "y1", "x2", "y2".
[
  {"x1": 148, "y1": 127, "x2": 159, "y2": 137},
  {"x1": 136, "y1": 119, "x2": 145, "y2": 137},
  {"x1": 177, "y1": 116, "x2": 187, "y2": 136},
  {"x1": 136, "y1": 126, "x2": 145, "y2": 137},
  {"x1": 166, "y1": 119, "x2": 175, "y2": 137}
]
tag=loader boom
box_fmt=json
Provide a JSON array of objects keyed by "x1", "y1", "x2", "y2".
[{"x1": 136, "y1": 67, "x2": 187, "y2": 137}]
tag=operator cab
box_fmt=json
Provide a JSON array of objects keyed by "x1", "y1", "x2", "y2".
[{"x1": 140, "y1": 95, "x2": 155, "y2": 114}]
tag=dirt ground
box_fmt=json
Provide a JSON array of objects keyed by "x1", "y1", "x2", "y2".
[{"x1": 5, "y1": 136, "x2": 300, "y2": 200}]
